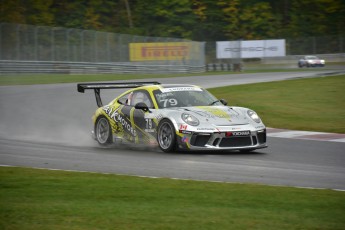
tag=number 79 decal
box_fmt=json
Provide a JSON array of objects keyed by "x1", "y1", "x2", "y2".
[{"x1": 160, "y1": 98, "x2": 178, "y2": 107}]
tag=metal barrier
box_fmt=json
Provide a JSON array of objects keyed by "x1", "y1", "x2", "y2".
[
  {"x1": 205, "y1": 53, "x2": 345, "y2": 72},
  {"x1": 0, "y1": 60, "x2": 205, "y2": 74}
]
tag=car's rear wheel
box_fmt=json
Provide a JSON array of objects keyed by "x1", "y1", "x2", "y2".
[
  {"x1": 95, "y1": 116, "x2": 112, "y2": 145},
  {"x1": 157, "y1": 119, "x2": 176, "y2": 152}
]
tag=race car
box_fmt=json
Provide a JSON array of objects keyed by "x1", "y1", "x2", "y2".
[
  {"x1": 77, "y1": 82, "x2": 267, "y2": 152},
  {"x1": 298, "y1": 55, "x2": 325, "y2": 67}
]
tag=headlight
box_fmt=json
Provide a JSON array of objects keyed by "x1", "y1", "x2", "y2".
[
  {"x1": 181, "y1": 113, "x2": 199, "y2": 126},
  {"x1": 247, "y1": 110, "x2": 261, "y2": 123}
]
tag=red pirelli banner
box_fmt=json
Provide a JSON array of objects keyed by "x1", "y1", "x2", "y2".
[{"x1": 129, "y1": 42, "x2": 191, "y2": 61}]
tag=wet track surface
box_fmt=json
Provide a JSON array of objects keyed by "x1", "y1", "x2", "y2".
[{"x1": 1, "y1": 71, "x2": 345, "y2": 190}]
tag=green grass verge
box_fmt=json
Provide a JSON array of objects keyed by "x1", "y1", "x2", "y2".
[
  {"x1": 1, "y1": 167, "x2": 344, "y2": 230},
  {"x1": 209, "y1": 75, "x2": 345, "y2": 133}
]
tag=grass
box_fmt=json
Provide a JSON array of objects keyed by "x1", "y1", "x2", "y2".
[
  {"x1": 209, "y1": 75, "x2": 345, "y2": 133},
  {"x1": 1, "y1": 167, "x2": 345, "y2": 230}
]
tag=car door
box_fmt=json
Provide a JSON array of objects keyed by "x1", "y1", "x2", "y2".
[
  {"x1": 106, "y1": 91, "x2": 137, "y2": 143},
  {"x1": 130, "y1": 90, "x2": 157, "y2": 144}
]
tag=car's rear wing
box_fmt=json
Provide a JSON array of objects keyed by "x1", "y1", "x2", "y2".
[{"x1": 77, "y1": 81, "x2": 161, "y2": 107}]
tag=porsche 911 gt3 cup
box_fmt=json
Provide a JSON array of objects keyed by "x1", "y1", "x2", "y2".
[
  {"x1": 298, "y1": 55, "x2": 325, "y2": 67},
  {"x1": 78, "y1": 82, "x2": 267, "y2": 152}
]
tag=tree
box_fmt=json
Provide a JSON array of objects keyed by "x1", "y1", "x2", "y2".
[
  {"x1": 25, "y1": 0, "x2": 54, "y2": 26},
  {"x1": 0, "y1": 0, "x2": 54, "y2": 25},
  {"x1": 219, "y1": 0, "x2": 280, "y2": 40},
  {"x1": 0, "y1": 0, "x2": 26, "y2": 24},
  {"x1": 0, "y1": 0, "x2": 344, "y2": 40},
  {"x1": 132, "y1": 0, "x2": 195, "y2": 38},
  {"x1": 286, "y1": 0, "x2": 345, "y2": 37},
  {"x1": 190, "y1": 0, "x2": 228, "y2": 41}
]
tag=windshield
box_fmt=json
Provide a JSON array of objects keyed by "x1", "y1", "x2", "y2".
[
  {"x1": 153, "y1": 87, "x2": 221, "y2": 108},
  {"x1": 306, "y1": 56, "x2": 318, "y2": 60}
]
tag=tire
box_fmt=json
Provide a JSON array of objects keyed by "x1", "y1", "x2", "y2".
[
  {"x1": 95, "y1": 116, "x2": 112, "y2": 145},
  {"x1": 157, "y1": 119, "x2": 176, "y2": 153}
]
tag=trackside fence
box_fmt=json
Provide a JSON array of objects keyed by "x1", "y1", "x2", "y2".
[
  {"x1": 0, "y1": 23, "x2": 344, "y2": 74},
  {"x1": 0, "y1": 23, "x2": 205, "y2": 74}
]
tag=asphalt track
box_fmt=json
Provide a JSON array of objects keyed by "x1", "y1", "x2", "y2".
[{"x1": 1, "y1": 70, "x2": 345, "y2": 190}]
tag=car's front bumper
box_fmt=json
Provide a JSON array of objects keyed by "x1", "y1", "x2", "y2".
[{"x1": 181, "y1": 129, "x2": 267, "y2": 151}]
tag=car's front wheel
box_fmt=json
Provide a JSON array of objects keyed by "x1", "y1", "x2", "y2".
[
  {"x1": 157, "y1": 119, "x2": 176, "y2": 152},
  {"x1": 95, "y1": 116, "x2": 112, "y2": 145}
]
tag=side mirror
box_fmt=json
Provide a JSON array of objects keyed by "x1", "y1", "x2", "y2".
[
  {"x1": 135, "y1": 102, "x2": 150, "y2": 112},
  {"x1": 220, "y1": 99, "x2": 228, "y2": 105}
]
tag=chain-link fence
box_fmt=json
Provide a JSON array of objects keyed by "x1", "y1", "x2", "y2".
[
  {"x1": 0, "y1": 23, "x2": 205, "y2": 73},
  {"x1": 287, "y1": 35, "x2": 344, "y2": 55},
  {"x1": 1, "y1": 23, "x2": 344, "y2": 74}
]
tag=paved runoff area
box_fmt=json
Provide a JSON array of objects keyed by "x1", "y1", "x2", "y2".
[{"x1": 267, "y1": 128, "x2": 345, "y2": 143}]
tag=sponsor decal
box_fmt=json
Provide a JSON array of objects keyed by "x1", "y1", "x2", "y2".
[
  {"x1": 103, "y1": 106, "x2": 137, "y2": 137},
  {"x1": 180, "y1": 124, "x2": 188, "y2": 130},
  {"x1": 129, "y1": 42, "x2": 192, "y2": 61},
  {"x1": 226, "y1": 131, "x2": 251, "y2": 137},
  {"x1": 142, "y1": 46, "x2": 188, "y2": 57},
  {"x1": 182, "y1": 136, "x2": 189, "y2": 143},
  {"x1": 160, "y1": 87, "x2": 202, "y2": 93},
  {"x1": 155, "y1": 114, "x2": 163, "y2": 120},
  {"x1": 180, "y1": 130, "x2": 192, "y2": 134},
  {"x1": 197, "y1": 127, "x2": 215, "y2": 131},
  {"x1": 193, "y1": 107, "x2": 231, "y2": 120},
  {"x1": 225, "y1": 46, "x2": 278, "y2": 52},
  {"x1": 217, "y1": 39, "x2": 286, "y2": 58}
]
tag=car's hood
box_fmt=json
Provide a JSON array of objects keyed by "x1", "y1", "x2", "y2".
[{"x1": 176, "y1": 106, "x2": 249, "y2": 126}]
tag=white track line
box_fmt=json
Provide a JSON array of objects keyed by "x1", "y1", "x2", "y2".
[{"x1": 267, "y1": 128, "x2": 345, "y2": 143}]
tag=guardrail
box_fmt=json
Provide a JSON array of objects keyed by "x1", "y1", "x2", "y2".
[
  {"x1": 0, "y1": 60, "x2": 205, "y2": 74},
  {"x1": 1, "y1": 53, "x2": 343, "y2": 74},
  {"x1": 206, "y1": 53, "x2": 345, "y2": 71}
]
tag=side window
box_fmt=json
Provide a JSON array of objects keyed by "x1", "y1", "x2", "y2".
[
  {"x1": 131, "y1": 91, "x2": 153, "y2": 108},
  {"x1": 117, "y1": 92, "x2": 133, "y2": 105}
]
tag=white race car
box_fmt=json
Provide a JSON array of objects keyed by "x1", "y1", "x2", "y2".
[{"x1": 298, "y1": 55, "x2": 325, "y2": 67}]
